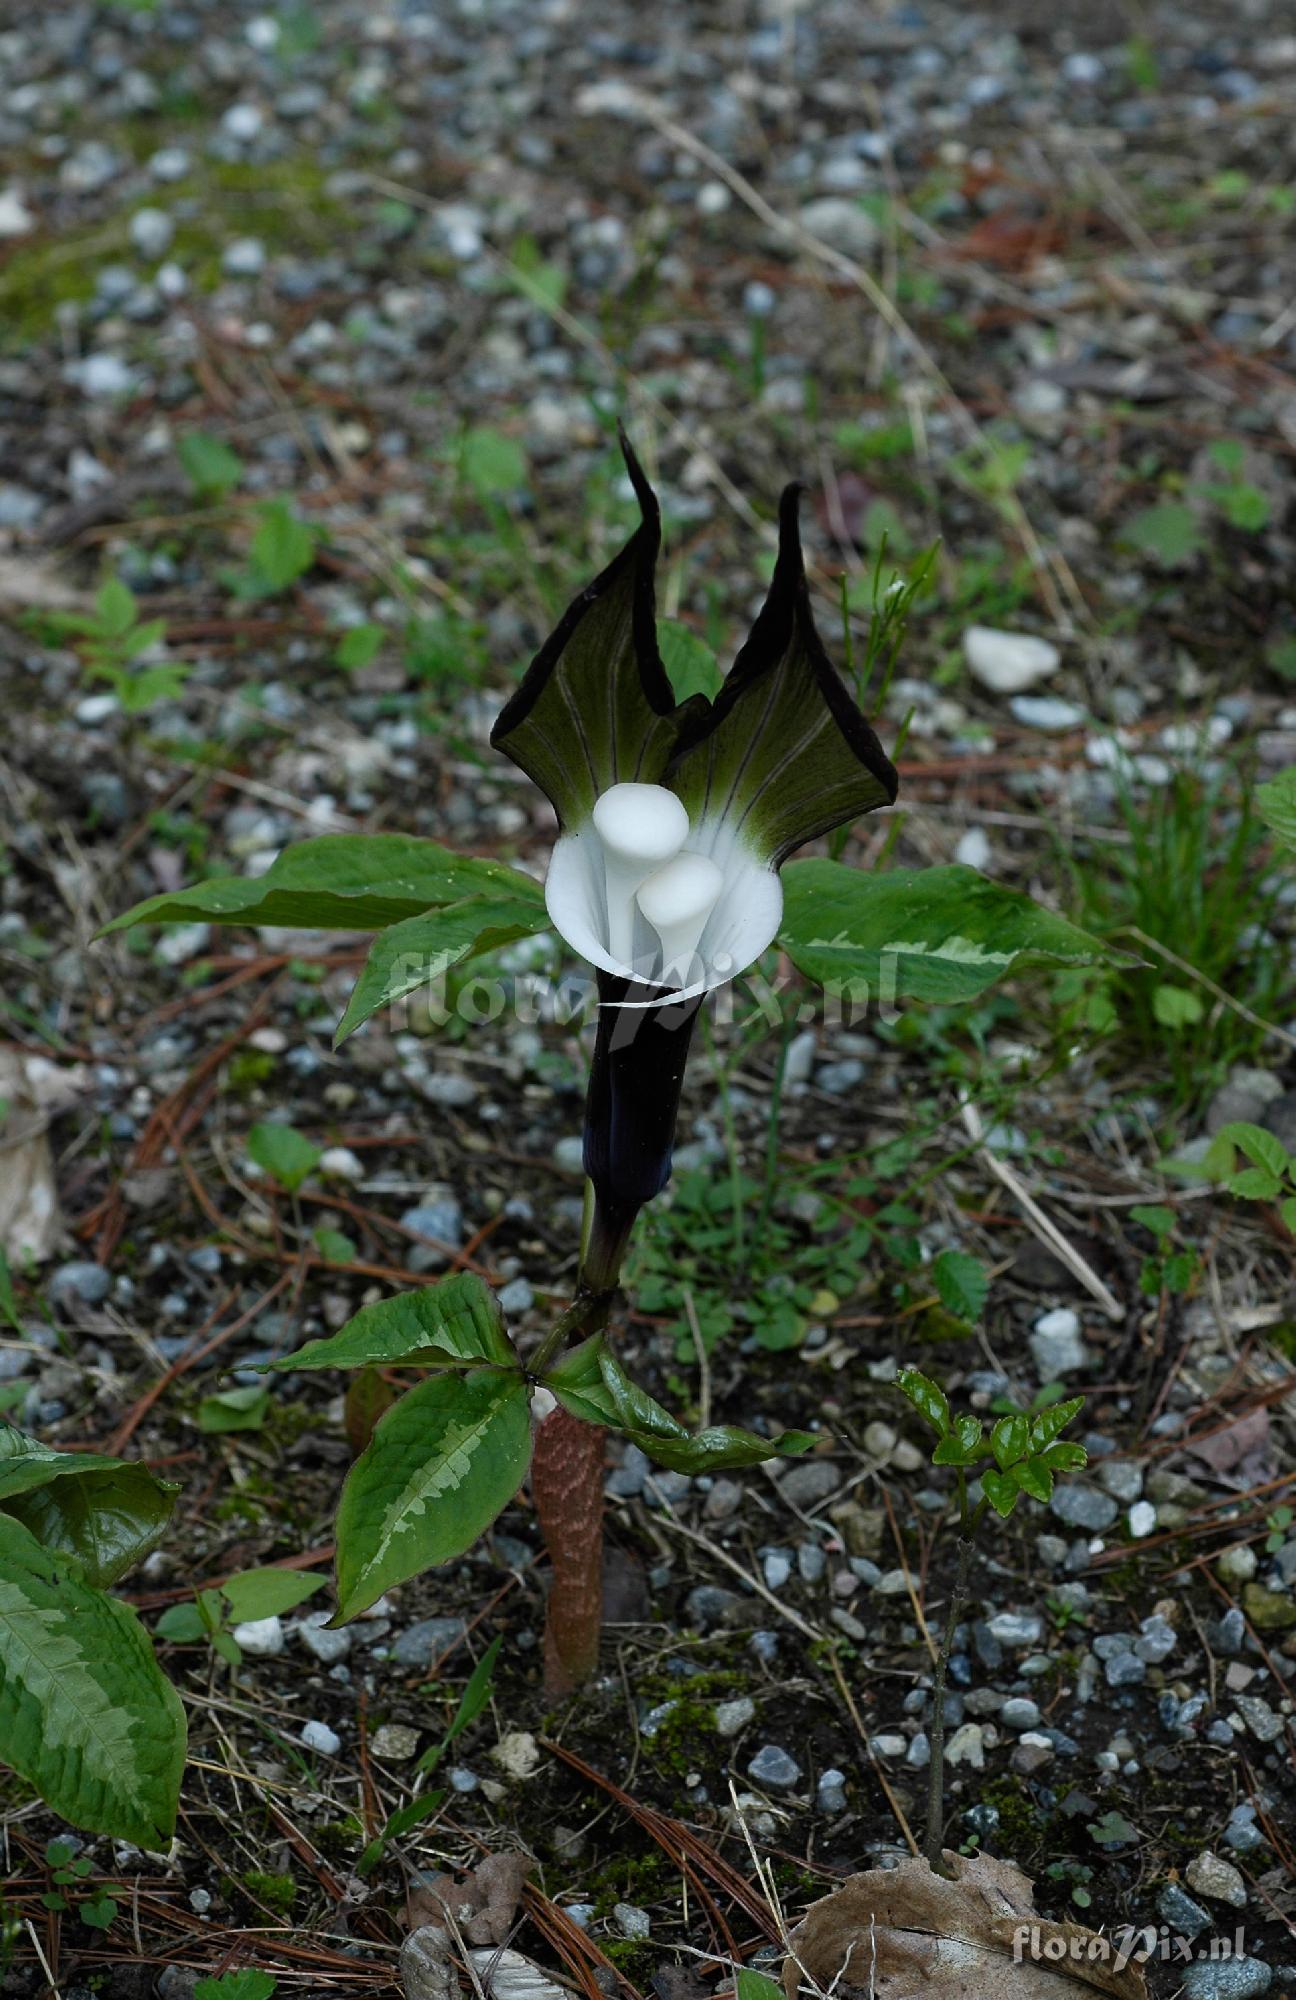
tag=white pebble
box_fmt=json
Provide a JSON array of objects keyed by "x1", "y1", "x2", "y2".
[
  {"x1": 955, "y1": 828, "x2": 992, "y2": 871},
  {"x1": 232, "y1": 1615, "x2": 284, "y2": 1657},
  {"x1": 301, "y1": 1719, "x2": 342, "y2": 1756},
  {"x1": 964, "y1": 625, "x2": 1061, "y2": 695}
]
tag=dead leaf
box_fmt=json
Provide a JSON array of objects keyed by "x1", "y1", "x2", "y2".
[
  {"x1": 1184, "y1": 1409, "x2": 1271, "y2": 1481},
  {"x1": 468, "y1": 1945, "x2": 569, "y2": 2000},
  {"x1": 783, "y1": 1853, "x2": 1148, "y2": 2000},
  {"x1": 406, "y1": 1850, "x2": 533, "y2": 1946},
  {"x1": 0, "y1": 1053, "x2": 87, "y2": 1264}
]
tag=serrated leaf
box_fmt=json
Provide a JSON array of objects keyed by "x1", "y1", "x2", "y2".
[
  {"x1": 1229, "y1": 1167, "x2": 1282, "y2": 1202},
  {"x1": 1258, "y1": 766, "x2": 1296, "y2": 852},
  {"x1": 980, "y1": 1468, "x2": 1020, "y2": 1517},
  {"x1": 246, "y1": 1121, "x2": 321, "y2": 1192},
  {"x1": 335, "y1": 1371, "x2": 531, "y2": 1619},
  {"x1": 1039, "y1": 1441, "x2": 1088, "y2": 1472},
  {"x1": 1012, "y1": 1458, "x2": 1053, "y2": 1503},
  {"x1": 194, "y1": 1971, "x2": 278, "y2": 2000},
  {"x1": 991, "y1": 1413, "x2": 1030, "y2": 1470},
  {"x1": 1214, "y1": 1120, "x2": 1290, "y2": 1181},
  {"x1": 932, "y1": 1414, "x2": 985, "y2": 1465},
  {"x1": 779, "y1": 861, "x2": 1115, "y2": 1007},
  {"x1": 219, "y1": 1567, "x2": 326, "y2": 1623},
  {"x1": 896, "y1": 1367, "x2": 952, "y2": 1435},
  {"x1": 100, "y1": 834, "x2": 545, "y2": 938},
  {"x1": 0, "y1": 1513, "x2": 186, "y2": 1847},
  {"x1": 276, "y1": 1275, "x2": 513, "y2": 1373},
  {"x1": 334, "y1": 894, "x2": 551, "y2": 1044},
  {"x1": 932, "y1": 1251, "x2": 990, "y2": 1324},
  {"x1": 1028, "y1": 1397, "x2": 1084, "y2": 1452}
]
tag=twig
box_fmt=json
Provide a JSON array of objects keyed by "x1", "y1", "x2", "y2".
[{"x1": 959, "y1": 1099, "x2": 1124, "y2": 1320}]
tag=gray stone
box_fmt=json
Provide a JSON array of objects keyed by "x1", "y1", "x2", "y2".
[
  {"x1": 1000, "y1": 1698, "x2": 1042, "y2": 1731},
  {"x1": 391, "y1": 1617, "x2": 467, "y2": 1668},
  {"x1": 1181, "y1": 1960, "x2": 1272, "y2": 1999},
  {"x1": 816, "y1": 1767, "x2": 848, "y2": 1814},
  {"x1": 1225, "y1": 1804, "x2": 1266, "y2": 1853},
  {"x1": 798, "y1": 197, "x2": 879, "y2": 259},
  {"x1": 985, "y1": 1612, "x2": 1043, "y2": 1647},
  {"x1": 714, "y1": 1697, "x2": 755, "y2": 1738},
  {"x1": 223, "y1": 236, "x2": 266, "y2": 278},
  {"x1": 130, "y1": 207, "x2": 174, "y2": 259},
  {"x1": 778, "y1": 1459, "x2": 842, "y2": 1509},
  {"x1": 703, "y1": 1479, "x2": 743, "y2": 1523},
  {"x1": 1185, "y1": 1851, "x2": 1248, "y2": 1907},
  {"x1": 1050, "y1": 1484, "x2": 1119, "y2": 1532},
  {"x1": 1135, "y1": 1614, "x2": 1177, "y2": 1663},
  {"x1": 613, "y1": 1903, "x2": 651, "y2": 1940},
  {"x1": 49, "y1": 1262, "x2": 112, "y2": 1308},
  {"x1": 964, "y1": 625, "x2": 1060, "y2": 694},
  {"x1": 1104, "y1": 1650, "x2": 1146, "y2": 1688},
  {"x1": 1029, "y1": 1306, "x2": 1091, "y2": 1380},
  {"x1": 1206, "y1": 1067, "x2": 1285, "y2": 1135},
  {"x1": 497, "y1": 1277, "x2": 534, "y2": 1315},
  {"x1": 231, "y1": 1616, "x2": 284, "y2": 1658},
  {"x1": 686, "y1": 1585, "x2": 746, "y2": 1630},
  {"x1": 747, "y1": 1743, "x2": 801, "y2": 1790},
  {"x1": 301, "y1": 1719, "x2": 341, "y2": 1755},
  {"x1": 400, "y1": 1927, "x2": 457, "y2": 2000},
  {"x1": 1158, "y1": 1883, "x2": 1212, "y2": 1938},
  {"x1": 298, "y1": 1611, "x2": 352, "y2": 1664},
  {"x1": 1233, "y1": 1695, "x2": 1284, "y2": 1743}
]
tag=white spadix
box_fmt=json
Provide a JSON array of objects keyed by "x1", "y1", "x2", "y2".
[
  {"x1": 636, "y1": 851, "x2": 724, "y2": 989},
  {"x1": 591, "y1": 782, "x2": 689, "y2": 966}
]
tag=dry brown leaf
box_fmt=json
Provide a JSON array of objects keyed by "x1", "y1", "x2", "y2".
[
  {"x1": 406, "y1": 1849, "x2": 533, "y2": 1946},
  {"x1": 783, "y1": 1853, "x2": 1148, "y2": 2000},
  {"x1": 0, "y1": 1053, "x2": 87, "y2": 1264}
]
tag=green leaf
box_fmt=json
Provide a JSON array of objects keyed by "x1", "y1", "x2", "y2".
[
  {"x1": 276, "y1": 1275, "x2": 513, "y2": 1374},
  {"x1": 1229, "y1": 1167, "x2": 1282, "y2": 1201},
  {"x1": 334, "y1": 1371, "x2": 531, "y2": 1618},
  {"x1": 736, "y1": 1973, "x2": 786, "y2": 2000},
  {"x1": 1257, "y1": 766, "x2": 1296, "y2": 852},
  {"x1": 416, "y1": 1633, "x2": 501, "y2": 1773},
  {"x1": 177, "y1": 432, "x2": 244, "y2": 500},
  {"x1": 896, "y1": 1367, "x2": 951, "y2": 1436},
  {"x1": 80, "y1": 1894, "x2": 118, "y2": 1930},
  {"x1": 1028, "y1": 1397, "x2": 1084, "y2": 1452},
  {"x1": 0, "y1": 1512, "x2": 186, "y2": 1847},
  {"x1": 545, "y1": 1334, "x2": 618, "y2": 1427},
  {"x1": 194, "y1": 1972, "x2": 278, "y2": 2000},
  {"x1": 0, "y1": 1248, "x2": 21, "y2": 1334},
  {"x1": 980, "y1": 1468, "x2": 1020, "y2": 1517},
  {"x1": 249, "y1": 501, "x2": 316, "y2": 591},
  {"x1": 548, "y1": 1341, "x2": 813, "y2": 1470},
  {"x1": 1214, "y1": 1121, "x2": 1290, "y2": 1182},
  {"x1": 657, "y1": 619, "x2": 722, "y2": 703},
  {"x1": 101, "y1": 834, "x2": 544, "y2": 938},
  {"x1": 1118, "y1": 501, "x2": 1204, "y2": 568},
  {"x1": 359, "y1": 1786, "x2": 447, "y2": 1872},
  {"x1": 627, "y1": 1422, "x2": 816, "y2": 1474},
  {"x1": 1280, "y1": 1195, "x2": 1296, "y2": 1234},
  {"x1": 334, "y1": 894, "x2": 552, "y2": 1044},
  {"x1": 1012, "y1": 1458, "x2": 1053, "y2": 1503},
  {"x1": 95, "y1": 578, "x2": 137, "y2": 635},
  {"x1": 246, "y1": 1121, "x2": 321, "y2": 1193},
  {"x1": 1130, "y1": 1204, "x2": 1175, "y2": 1241},
  {"x1": 335, "y1": 622, "x2": 385, "y2": 671},
  {"x1": 460, "y1": 426, "x2": 527, "y2": 498},
  {"x1": 779, "y1": 861, "x2": 1113, "y2": 1007},
  {"x1": 155, "y1": 1602, "x2": 206, "y2": 1642},
  {"x1": 1038, "y1": 1441, "x2": 1088, "y2": 1473},
  {"x1": 1152, "y1": 983, "x2": 1204, "y2": 1029},
  {"x1": 932, "y1": 1251, "x2": 990, "y2": 1323},
  {"x1": 0, "y1": 1430, "x2": 176, "y2": 1588},
  {"x1": 991, "y1": 1413, "x2": 1030, "y2": 1470},
  {"x1": 197, "y1": 1386, "x2": 270, "y2": 1434},
  {"x1": 1088, "y1": 1810, "x2": 1137, "y2": 1849},
  {"x1": 314, "y1": 1227, "x2": 357, "y2": 1264},
  {"x1": 219, "y1": 1567, "x2": 326, "y2": 1623},
  {"x1": 933, "y1": 1415, "x2": 985, "y2": 1466}
]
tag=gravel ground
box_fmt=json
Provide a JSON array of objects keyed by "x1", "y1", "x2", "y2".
[{"x1": 3, "y1": 1, "x2": 1296, "y2": 1996}]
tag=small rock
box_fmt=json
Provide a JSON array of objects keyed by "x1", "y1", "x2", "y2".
[
  {"x1": 1009, "y1": 695, "x2": 1087, "y2": 731},
  {"x1": 391, "y1": 1616, "x2": 467, "y2": 1667},
  {"x1": 955, "y1": 828, "x2": 991, "y2": 871},
  {"x1": 1233, "y1": 1695, "x2": 1283, "y2": 1744},
  {"x1": 301, "y1": 1719, "x2": 341, "y2": 1756},
  {"x1": 1135, "y1": 1614, "x2": 1177, "y2": 1664},
  {"x1": 0, "y1": 188, "x2": 35, "y2": 237},
  {"x1": 223, "y1": 237, "x2": 267, "y2": 278},
  {"x1": 613, "y1": 1903, "x2": 651, "y2": 1941},
  {"x1": 686, "y1": 1585, "x2": 746, "y2": 1630},
  {"x1": 497, "y1": 1278, "x2": 534, "y2": 1315},
  {"x1": 1000, "y1": 1698, "x2": 1042, "y2": 1731},
  {"x1": 862, "y1": 1420, "x2": 898, "y2": 1461},
  {"x1": 964, "y1": 625, "x2": 1061, "y2": 695},
  {"x1": 401, "y1": 1926, "x2": 458, "y2": 2000},
  {"x1": 778, "y1": 1459, "x2": 842, "y2": 1509},
  {"x1": 491, "y1": 1732, "x2": 541, "y2": 1780},
  {"x1": 1029, "y1": 1307, "x2": 1091, "y2": 1379},
  {"x1": 1181, "y1": 1958, "x2": 1273, "y2": 1999},
  {"x1": 298, "y1": 1611, "x2": 352, "y2": 1664},
  {"x1": 1218, "y1": 1544, "x2": 1259, "y2": 1585},
  {"x1": 1104, "y1": 1651, "x2": 1146, "y2": 1688},
  {"x1": 130, "y1": 207, "x2": 174, "y2": 259},
  {"x1": 798, "y1": 196, "x2": 879, "y2": 259},
  {"x1": 1184, "y1": 1851, "x2": 1248, "y2": 1908},
  {"x1": 747, "y1": 1743, "x2": 801, "y2": 1790},
  {"x1": 319, "y1": 1146, "x2": 365, "y2": 1182},
  {"x1": 704, "y1": 1479, "x2": 743, "y2": 1523},
  {"x1": 985, "y1": 1612, "x2": 1043, "y2": 1647},
  {"x1": 714, "y1": 1697, "x2": 756, "y2": 1738},
  {"x1": 816, "y1": 1767, "x2": 848, "y2": 1814},
  {"x1": 1243, "y1": 1583, "x2": 1296, "y2": 1632},
  {"x1": 1050, "y1": 1484, "x2": 1119, "y2": 1532},
  {"x1": 371, "y1": 1724, "x2": 421, "y2": 1761},
  {"x1": 49, "y1": 1262, "x2": 112, "y2": 1308},
  {"x1": 1158, "y1": 1883, "x2": 1212, "y2": 1938},
  {"x1": 944, "y1": 1723, "x2": 985, "y2": 1770},
  {"x1": 231, "y1": 1616, "x2": 284, "y2": 1658}
]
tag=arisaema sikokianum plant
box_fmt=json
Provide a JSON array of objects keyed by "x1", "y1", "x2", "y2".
[{"x1": 103, "y1": 431, "x2": 1112, "y2": 1693}]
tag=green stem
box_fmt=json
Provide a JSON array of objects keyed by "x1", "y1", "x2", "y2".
[
  {"x1": 926, "y1": 1473, "x2": 976, "y2": 1874},
  {"x1": 529, "y1": 1283, "x2": 613, "y2": 1381}
]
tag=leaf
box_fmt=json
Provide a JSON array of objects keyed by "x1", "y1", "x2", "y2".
[
  {"x1": 657, "y1": 618, "x2": 722, "y2": 703},
  {"x1": 1129, "y1": 1204, "x2": 1174, "y2": 1241},
  {"x1": 933, "y1": 1416, "x2": 985, "y2": 1466},
  {"x1": 991, "y1": 1413, "x2": 1030, "y2": 1470},
  {"x1": 0, "y1": 1512, "x2": 186, "y2": 1847},
  {"x1": 101, "y1": 834, "x2": 544, "y2": 937},
  {"x1": 219, "y1": 1567, "x2": 326, "y2": 1623},
  {"x1": 345, "y1": 1366, "x2": 396, "y2": 1458},
  {"x1": 335, "y1": 622, "x2": 385, "y2": 670},
  {"x1": 334, "y1": 1371, "x2": 532, "y2": 1618},
  {"x1": 334, "y1": 895, "x2": 551, "y2": 1044},
  {"x1": 779, "y1": 862, "x2": 1113, "y2": 1007},
  {"x1": 621, "y1": 1422, "x2": 816, "y2": 1475},
  {"x1": 1119, "y1": 500, "x2": 1204, "y2": 568},
  {"x1": 546, "y1": 1341, "x2": 813, "y2": 1470},
  {"x1": 276, "y1": 1275, "x2": 513, "y2": 1373},
  {"x1": 95, "y1": 578, "x2": 137, "y2": 635},
  {"x1": 419, "y1": 1635, "x2": 501, "y2": 1771},
  {"x1": 1230, "y1": 1167, "x2": 1282, "y2": 1202},
  {"x1": 155, "y1": 1602, "x2": 206, "y2": 1642},
  {"x1": 1152, "y1": 983, "x2": 1204, "y2": 1029},
  {"x1": 1028, "y1": 1397, "x2": 1084, "y2": 1452},
  {"x1": 896, "y1": 1367, "x2": 952, "y2": 1436},
  {"x1": 737, "y1": 1973, "x2": 785, "y2": 2000},
  {"x1": 246, "y1": 1121, "x2": 321, "y2": 1193},
  {"x1": 177, "y1": 432, "x2": 244, "y2": 500},
  {"x1": 197, "y1": 1386, "x2": 270, "y2": 1433},
  {"x1": 1039, "y1": 1441, "x2": 1088, "y2": 1473},
  {"x1": 1012, "y1": 1458, "x2": 1053, "y2": 1503},
  {"x1": 1088, "y1": 1811, "x2": 1137, "y2": 1849},
  {"x1": 249, "y1": 501, "x2": 316, "y2": 591},
  {"x1": 932, "y1": 1251, "x2": 990, "y2": 1323},
  {"x1": 80, "y1": 1894, "x2": 118, "y2": 1930},
  {"x1": 1213, "y1": 1121, "x2": 1291, "y2": 1182},
  {"x1": 194, "y1": 1972, "x2": 278, "y2": 2000},
  {"x1": 1257, "y1": 766, "x2": 1296, "y2": 852},
  {"x1": 0, "y1": 1430, "x2": 176, "y2": 1589},
  {"x1": 980, "y1": 1468, "x2": 1020, "y2": 1517},
  {"x1": 314, "y1": 1226, "x2": 357, "y2": 1264},
  {"x1": 1281, "y1": 1194, "x2": 1296, "y2": 1234}
]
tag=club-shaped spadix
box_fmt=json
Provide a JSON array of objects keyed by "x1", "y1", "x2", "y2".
[
  {"x1": 636, "y1": 851, "x2": 724, "y2": 990},
  {"x1": 591, "y1": 782, "x2": 689, "y2": 967}
]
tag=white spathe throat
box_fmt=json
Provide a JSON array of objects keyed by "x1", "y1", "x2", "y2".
[{"x1": 545, "y1": 781, "x2": 784, "y2": 1003}]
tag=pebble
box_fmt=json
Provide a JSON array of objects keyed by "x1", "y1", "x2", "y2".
[
  {"x1": 964, "y1": 625, "x2": 1061, "y2": 694},
  {"x1": 491, "y1": 1732, "x2": 541, "y2": 1780},
  {"x1": 613, "y1": 1903, "x2": 652, "y2": 1940},
  {"x1": 1185, "y1": 1851, "x2": 1248, "y2": 1908},
  {"x1": 371, "y1": 1723, "x2": 420, "y2": 1761},
  {"x1": 798, "y1": 197, "x2": 879, "y2": 259},
  {"x1": 777, "y1": 1459, "x2": 841, "y2": 1509},
  {"x1": 1128, "y1": 1501, "x2": 1158, "y2": 1537},
  {"x1": 391, "y1": 1616, "x2": 467, "y2": 1667},
  {"x1": 1009, "y1": 695, "x2": 1087, "y2": 730},
  {"x1": 1029, "y1": 1307, "x2": 1091, "y2": 1379},
  {"x1": 944, "y1": 1723, "x2": 986, "y2": 1769},
  {"x1": 130, "y1": 207, "x2": 174, "y2": 259},
  {"x1": 156, "y1": 923, "x2": 212, "y2": 967},
  {"x1": 1218, "y1": 1544, "x2": 1258, "y2": 1585},
  {"x1": 1000, "y1": 1697, "x2": 1042, "y2": 1731},
  {"x1": 816, "y1": 1768, "x2": 848, "y2": 1814},
  {"x1": 0, "y1": 188, "x2": 35, "y2": 237},
  {"x1": 985, "y1": 1612, "x2": 1043, "y2": 1647},
  {"x1": 233, "y1": 1616, "x2": 285, "y2": 1658},
  {"x1": 1232, "y1": 1695, "x2": 1283, "y2": 1743},
  {"x1": 48, "y1": 1262, "x2": 112, "y2": 1308},
  {"x1": 747, "y1": 1744, "x2": 801, "y2": 1790},
  {"x1": 714, "y1": 1697, "x2": 756, "y2": 1738},
  {"x1": 1158, "y1": 1883, "x2": 1212, "y2": 1938},
  {"x1": 319, "y1": 1146, "x2": 365, "y2": 1182},
  {"x1": 704, "y1": 1478, "x2": 743, "y2": 1522},
  {"x1": 301, "y1": 1719, "x2": 342, "y2": 1756},
  {"x1": 223, "y1": 237, "x2": 266, "y2": 278},
  {"x1": 1181, "y1": 1960, "x2": 1273, "y2": 1999},
  {"x1": 298, "y1": 1611, "x2": 351, "y2": 1664},
  {"x1": 1050, "y1": 1484, "x2": 1119, "y2": 1532},
  {"x1": 954, "y1": 828, "x2": 991, "y2": 870},
  {"x1": 1135, "y1": 1614, "x2": 1177, "y2": 1663}
]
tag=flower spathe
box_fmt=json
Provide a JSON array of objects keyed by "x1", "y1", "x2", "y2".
[{"x1": 490, "y1": 431, "x2": 899, "y2": 1283}]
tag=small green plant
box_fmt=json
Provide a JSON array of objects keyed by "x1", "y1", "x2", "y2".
[
  {"x1": 1196, "y1": 1121, "x2": 1296, "y2": 1234},
  {"x1": 48, "y1": 579, "x2": 186, "y2": 714},
  {"x1": 224, "y1": 499, "x2": 318, "y2": 598},
  {"x1": 195, "y1": 1965, "x2": 278, "y2": 1998},
  {"x1": 156, "y1": 1564, "x2": 326, "y2": 1665},
  {"x1": 335, "y1": 622, "x2": 386, "y2": 671},
  {"x1": 897, "y1": 1365, "x2": 1088, "y2": 1870},
  {"x1": 1046, "y1": 1857, "x2": 1095, "y2": 1910},
  {"x1": 41, "y1": 1840, "x2": 118, "y2": 1931},
  {"x1": 1264, "y1": 1504, "x2": 1294, "y2": 1555},
  {"x1": 357, "y1": 1636, "x2": 500, "y2": 1875},
  {"x1": 177, "y1": 430, "x2": 245, "y2": 502},
  {"x1": 1199, "y1": 439, "x2": 1270, "y2": 532},
  {"x1": 246, "y1": 1120, "x2": 322, "y2": 1193},
  {"x1": 1130, "y1": 1204, "x2": 1200, "y2": 1296}
]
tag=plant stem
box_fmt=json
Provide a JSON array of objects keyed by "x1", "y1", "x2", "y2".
[
  {"x1": 530, "y1": 1399, "x2": 606, "y2": 1697},
  {"x1": 925, "y1": 1496, "x2": 975, "y2": 1874}
]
